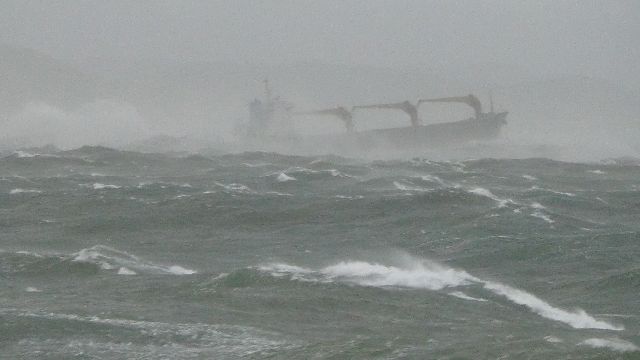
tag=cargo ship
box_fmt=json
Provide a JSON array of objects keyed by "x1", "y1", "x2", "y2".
[{"x1": 236, "y1": 80, "x2": 507, "y2": 153}]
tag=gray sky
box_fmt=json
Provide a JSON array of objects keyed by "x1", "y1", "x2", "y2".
[{"x1": 1, "y1": 0, "x2": 639, "y2": 88}]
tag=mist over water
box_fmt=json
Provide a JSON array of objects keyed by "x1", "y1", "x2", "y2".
[{"x1": 1, "y1": 1, "x2": 639, "y2": 359}]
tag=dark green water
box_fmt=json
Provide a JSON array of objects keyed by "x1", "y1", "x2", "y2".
[{"x1": 1, "y1": 147, "x2": 639, "y2": 359}]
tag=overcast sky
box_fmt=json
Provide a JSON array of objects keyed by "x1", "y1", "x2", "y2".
[{"x1": 2, "y1": 0, "x2": 639, "y2": 88}]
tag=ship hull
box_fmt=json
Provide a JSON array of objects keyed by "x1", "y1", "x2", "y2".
[{"x1": 236, "y1": 112, "x2": 508, "y2": 155}]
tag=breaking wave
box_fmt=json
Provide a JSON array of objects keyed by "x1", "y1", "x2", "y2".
[
  {"x1": 0, "y1": 309, "x2": 293, "y2": 358},
  {"x1": 255, "y1": 257, "x2": 622, "y2": 331},
  {"x1": 0, "y1": 245, "x2": 196, "y2": 276},
  {"x1": 579, "y1": 338, "x2": 639, "y2": 352}
]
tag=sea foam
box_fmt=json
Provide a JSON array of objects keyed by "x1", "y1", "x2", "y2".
[
  {"x1": 276, "y1": 172, "x2": 296, "y2": 182},
  {"x1": 72, "y1": 245, "x2": 196, "y2": 275},
  {"x1": 468, "y1": 187, "x2": 516, "y2": 208},
  {"x1": 258, "y1": 257, "x2": 622, "y2": 331},
  {"x1": 579, "y1": 338, "x2": 639, "y2": 352}
]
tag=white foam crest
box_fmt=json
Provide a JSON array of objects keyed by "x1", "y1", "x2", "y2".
[
  {"x1": 327, "y1": 169, "x2": 351, "y2": 178},
  {"x1": 282, "y1": 166, "x2": 351, "y2": 178},
  {"x1": 117, "y1": 267, "x2": 136, "y2": 275},
  {"x1": 579, "y1": 338, "x2": 639, "y2": 352},
  {"x1": 12, "y1": 150, "x2": 37, "y2": 158},
  {"x1": 393, "y1": 181, "x2": 431, "y2": 193},
  {"x1": 522, "y1": 174, "x2": 538, "y2": 180},
  {"x1": 320, "y1": 261, "x2": 477, "y2": 290},
  {"x1": 242, "y1": 162, "x2": 272, "y2": 167},
  {"x1": 468, "y1": 187, "x2": 517, "y2": 208},
  {"x1": 420, "y1": 174, "x2": 459, "y2": 188},
  {"x1": 16, "y1": 250, "x2": 45, "y2": 258},
  {"x1": 258, "y1": 257, "x2": 621, "y2": 330},
  {"x1": 530, "y1": 202, "x2": 546, "y2": 210},
  {"x1": 72, "y1": 245, "x2": 196, "y2": 275},
  {"x1": 531, "y1": 211, "x2": 555, "y2": 224},
  {"x1": 263, "y1": 191, "x2": 293, "y2": 197},
  {"x1": 527, "y1": 186, "x2": 576, "y2": 197},
  {"x1": 544, "y1": 336, "x2": 563, "y2": 343},
  {"x1": 276, "y1": 172, "x2": 296, "y2": 182},
  {"x1": 449, "y1": 291, "x2": 487, "y2": 302},
  {"x1": 92, "y1": 183, "x2": 121, "y2": 190},
  {"x1": 483, "y1": 281, "x2": 622, "y2": 330},
  {"x1": 9, "y1": 150, "x2": 61, "y2": 159},
  {"x1": 215, "y1": 182, "x2": 255, "y2": 194},
  {"x1": 9, "y1": 188, "x2": 42, "y2": 194},
  {"x1": 167, "y1": 265, "x2": 197, "y2": 275},
  {"x1": 334, "y1": 195, "x2": 364, "y2": 200},
  {"x1": 258, "y1": 263, "x2": 316, "y2": 281},
  {"x1": 25, "y1": 287, "x2": 42, "y2": 292},
  {"x1": 3, "y1": 309, "x2": 291, "y2": 356}
]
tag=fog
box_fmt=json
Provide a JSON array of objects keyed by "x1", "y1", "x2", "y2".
[{"x1": 1, "y1": 0, "x2": 639, "y2": 161}]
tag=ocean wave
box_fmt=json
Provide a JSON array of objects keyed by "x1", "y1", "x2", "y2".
[
  {"x1": 0, "y1": 246, "x2": 196, "y2": 276},
  {"x1": 72, "y1": 245, "x2": 196, "y2": 275},
  {"x1": 213, "y1": 182, "x2": 292, "y2": 197},
  {"x1": 527, "y1": 185, "x2": 576, "y2": 197},
  {"x1": 449, "y1": 291, "x2": 487, "y2": 302},
  {"x1": 276, "y1": 172, "x2": 297, "y2": 182},
  {"x1": 90, "y1": 183, "x2": 121, "y2": 190},
  {"x1": 393, "y1": 181, "x2": 431, "y2": 193},
  {"x1": 9, "y1": 188, "x2": 42, "y2": 194},
  {"x1": 579, "y1": 338, "x2": 639, "y2": 352},
  {"x1": 1, "y1": 309, "x2": 293, "y2": 358},
  {"x1": 279, "y1": 167, "x2": 352, "y2": 179},
  {"x1": 481, "y1": 281, "x2": 619, "y2": 330},
  {"x1": 467, "y1": 187, "x2": 517, "y2": 208},
  {"x1": 255, "y1": 257, "x2": 622, "y2": 330}
]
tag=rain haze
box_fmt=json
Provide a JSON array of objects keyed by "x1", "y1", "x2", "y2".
[
  {"x1": 3, "y1": 2, "x2": 640, "y2": 359},
  {"x1": 1, "y1": 0, "x2": 639, "y2": 159}
]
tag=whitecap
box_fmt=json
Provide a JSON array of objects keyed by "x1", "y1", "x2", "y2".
[
  {"x1": 92, "y1": 183, "x2": 121, "y2": 190},
  {"x1": 420, "y1": 174, "x2": 458, "y2": 188},
  {"x1": 16, "y1": 250, "x2": 45, "y2": 258},
  {"x1": 215, "y1": 182, "x2": 254, "y2": 194},
  {"x1": 242, "y1": 162, "x2": 272, "y2": 168},
  {"x1": 522, "y1": 174, "x2": 538, "y2": 181},
  {"x1": 263, "y1": 191, "x2": 293, "y2": 197},
  {"x1": 531, "y1": 211, "x2": 555, "y2": 224},
  {"x1": 258, "y1": 257, "x2": 621, "y2": 331},
  {"x1": 334, "y1": 195, "x2": 364, "y2": 200},
  {"x1": 276, "y1": 172, "x2": 296, "y2": 182},
  {"x1": 544, "y1": 336, "x2": 563, "y2": 343},
  {"x1": 168, "y1": 265, "x2": 197, "y2": 275},
  {"x1": 258, "y1": 263, "x2": 315, "y2": 281},
  {"x1": 483, "y1": 281, "x2": 621, "y2": 330},
  {"x1": 117, "y1": 267, "x2": 137, "y2": 275},
  {"x1": 527, "y1": 186, "x2": 576, "y2": 197},
  {"x1": 449, "y1": 291, "x2": 487, "y2": 302},
  {"x1": 72, "y1": 245, "x2": 196, "y2": 275},
  {"x1": 1, "y1": 309, "x2": 292, "y2": 357},
  {"x1": 9, "y1": 188, "x2": 42, "y2": 194},
  {"x1": 25, "y1": 287, "x2": 42, "y2": 292},
  {"x1": 13, "y1": 150, "x2": 38, "y2": 158},
  {"x1": 320, "y1": 261, "x2": 475, "y2": 290},
  {"x1": 393, "y1": 181, "x2": 430, "y2": 192},
  {"x1": 282, "y1": 167, "x2": 351, "y2": 178},
  {"x1": 468, "y1": 187, "x2": 516, "y2": 208},
  {"x1": 530, "y1": 202, "x2": 546, "y2": 210},
  {"x1": 579, "y1": 338, "x2": 639, "y2": 352}
]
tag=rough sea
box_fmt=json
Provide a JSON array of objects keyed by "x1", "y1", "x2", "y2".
[{"x1": 1, "y1": 146, "x2": 639, "y2": 359}]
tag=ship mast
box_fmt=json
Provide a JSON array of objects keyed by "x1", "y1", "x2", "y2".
[
  {"x1": 263, "y1": 79, "x2": 273, "y2": 103},
  {"x1": 489, "y1": 91, "x2": 494, "y2": 113}
]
